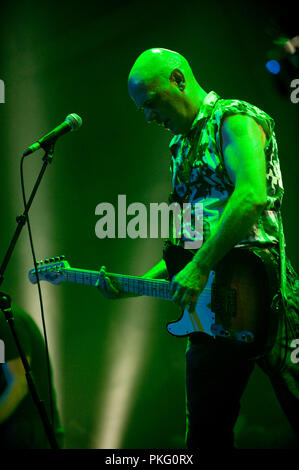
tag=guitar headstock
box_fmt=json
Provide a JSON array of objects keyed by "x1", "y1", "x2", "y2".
[{"x1": 28, "y1": 256, "x2": 70, "y2": 285}]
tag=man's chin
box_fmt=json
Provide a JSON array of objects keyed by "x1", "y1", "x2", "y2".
[
  {"x1": 165, "y1": 122, "x2": 178, "y2": 134},
  {"x1": 162, "y1": 120, "x2": 182, "y2": 135}
]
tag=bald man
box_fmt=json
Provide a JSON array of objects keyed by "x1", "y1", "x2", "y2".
[{"x1": 97, "y1": 48, "x2": 299, "y2": 449}]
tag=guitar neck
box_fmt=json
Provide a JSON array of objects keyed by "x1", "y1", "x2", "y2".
[{"x1": 61, "y1": 268, "x2": 172, "y2": 300}]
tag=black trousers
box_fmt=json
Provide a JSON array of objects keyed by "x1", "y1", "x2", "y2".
[{"x1": 185, "y1": 332, "x2": 299, "y2": 450}]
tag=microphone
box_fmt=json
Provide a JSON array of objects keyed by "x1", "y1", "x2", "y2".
[{"x1": 23, "y1": 113, "x2": 82, "y2": 156}]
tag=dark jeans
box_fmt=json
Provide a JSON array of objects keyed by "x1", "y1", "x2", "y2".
[
  {"x1": 185, "y1": 331, "x2": 299, "y2": 450},
  {"x1": 185, "y1": 335, "x2": 255, "y2": 449}
]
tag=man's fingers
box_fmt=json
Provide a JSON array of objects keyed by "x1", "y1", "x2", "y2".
[
  {"x1": 171, "y1": 284, "x2": 185, "y2": 305},
  {"x1": 188, "y1": 293, "x2": 198, "y2": 314},
  {"x1": 104, "y1": 276, "x2": 119, "y2": 295},
  {"x1": 171, "y1": 282, "x2": 199, "y2": 311},
  {"x1": 180, "y1": 290, "x2": 192, "y2": 309},
  {"x1": 95, "y1": 266, "x2": 106, "y2": 288},
  {"x1": 96, "y1": 266, "x2": 120, "y2": 297},
  {"x1": 169, "y1": 275, "x2": 178, "y2": 297},
  {"x1": 180, "y1": 289, "x2": 197, "y2": 310}
]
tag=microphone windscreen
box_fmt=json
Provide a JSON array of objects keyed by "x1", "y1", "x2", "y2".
[{"x1": 65, "y1": 113, "x2": 82, "y2": 131}]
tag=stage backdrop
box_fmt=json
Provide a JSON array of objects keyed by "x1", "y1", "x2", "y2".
[{"x1": 0, "y1": 0, "x2": 298, "y2": 449}]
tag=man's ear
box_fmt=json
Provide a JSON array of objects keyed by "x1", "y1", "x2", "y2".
[{"x1": 170, "y1": 69, "x2": 185, "y2": 91}]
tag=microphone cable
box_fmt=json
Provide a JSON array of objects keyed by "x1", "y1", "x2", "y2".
[{"x1": 20, "y1": 153, "x2": 55, "y2": 429}]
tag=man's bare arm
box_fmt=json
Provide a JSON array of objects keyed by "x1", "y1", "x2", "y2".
[
  {"x1": 192, "y1": 114, "x2": 267, "y2": 272},
  {"x1": 141, "y1": 259, "x2": 168, "y2": 279},
  {"x1": 171, "y1": 114, "x2": 268, "y2": 309}
]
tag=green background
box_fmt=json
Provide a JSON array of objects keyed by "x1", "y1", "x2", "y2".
[{"x1": 0, "y1": 0, "x2": 298, "y2": 449}]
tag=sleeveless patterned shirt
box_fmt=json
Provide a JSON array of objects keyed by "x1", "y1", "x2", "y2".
[{"x1": 168, "y1": 91, "x2": 284, "y2": 249}]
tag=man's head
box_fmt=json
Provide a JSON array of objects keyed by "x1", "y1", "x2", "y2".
[{"x1": 128, "y1": 48, "x2": 206, "y2": 135}]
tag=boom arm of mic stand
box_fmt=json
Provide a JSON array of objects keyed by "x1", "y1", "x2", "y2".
[
  {"x1": 0, "y1": 143, "x2": 59, "y2": 449},
  {"x1": 0, "y1": 143, "x2": 55, "y2": 287}
]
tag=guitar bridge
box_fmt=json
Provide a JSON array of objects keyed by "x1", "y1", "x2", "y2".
[{"x1": 226, "y1": 288, "x2": 237, "y2": 317}]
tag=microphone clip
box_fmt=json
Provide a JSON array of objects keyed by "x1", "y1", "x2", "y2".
[{"x1": 42, "y1": 141, "x2": 56, "y2": 163}]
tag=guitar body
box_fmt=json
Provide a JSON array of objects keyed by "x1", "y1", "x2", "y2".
[{"x1": 163, "y1": 243, "x2": 279, "y2": 347}]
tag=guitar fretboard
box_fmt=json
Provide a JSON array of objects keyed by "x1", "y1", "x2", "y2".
[{"x1": 62, "y1": 268, "x2": 172, "y2": 300}]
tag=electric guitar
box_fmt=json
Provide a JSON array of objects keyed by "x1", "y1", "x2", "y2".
[{"x1": 28, "y1": 245, "x2": 278, "y2": 347}]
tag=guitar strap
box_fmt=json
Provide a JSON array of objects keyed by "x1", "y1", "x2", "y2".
[
  {"x1": 275, "y1": 211, "x2": 299, "y2": 369},
  {"x1": 277, "y1": 212, "x2": 299, "y2": 324},
  {"x1": 278, "y1": 211, "x2": 287, "y2": 302}
]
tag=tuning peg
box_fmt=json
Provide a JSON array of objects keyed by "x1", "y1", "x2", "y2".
[
  {"x1": 54, "y1": 256, "x2": 60, "y2": 261},
  {"x1": 44, "y1": 259, "x2": 50, "y2": 264},
  {"x1": 49, "y1": 257, "x2": 55, "y2": 262},
  {"x1": 60, "y1": 255, "x2": 65, "y2": 260}
]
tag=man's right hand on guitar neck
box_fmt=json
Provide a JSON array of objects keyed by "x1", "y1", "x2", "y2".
[{"x1": 95, "y1": 260, "x2": 168, "y2": 300}]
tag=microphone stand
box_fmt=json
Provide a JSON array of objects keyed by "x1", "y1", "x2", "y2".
[{"x1": 0, "y1": 142, "x2": 59, "y2": 449}]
